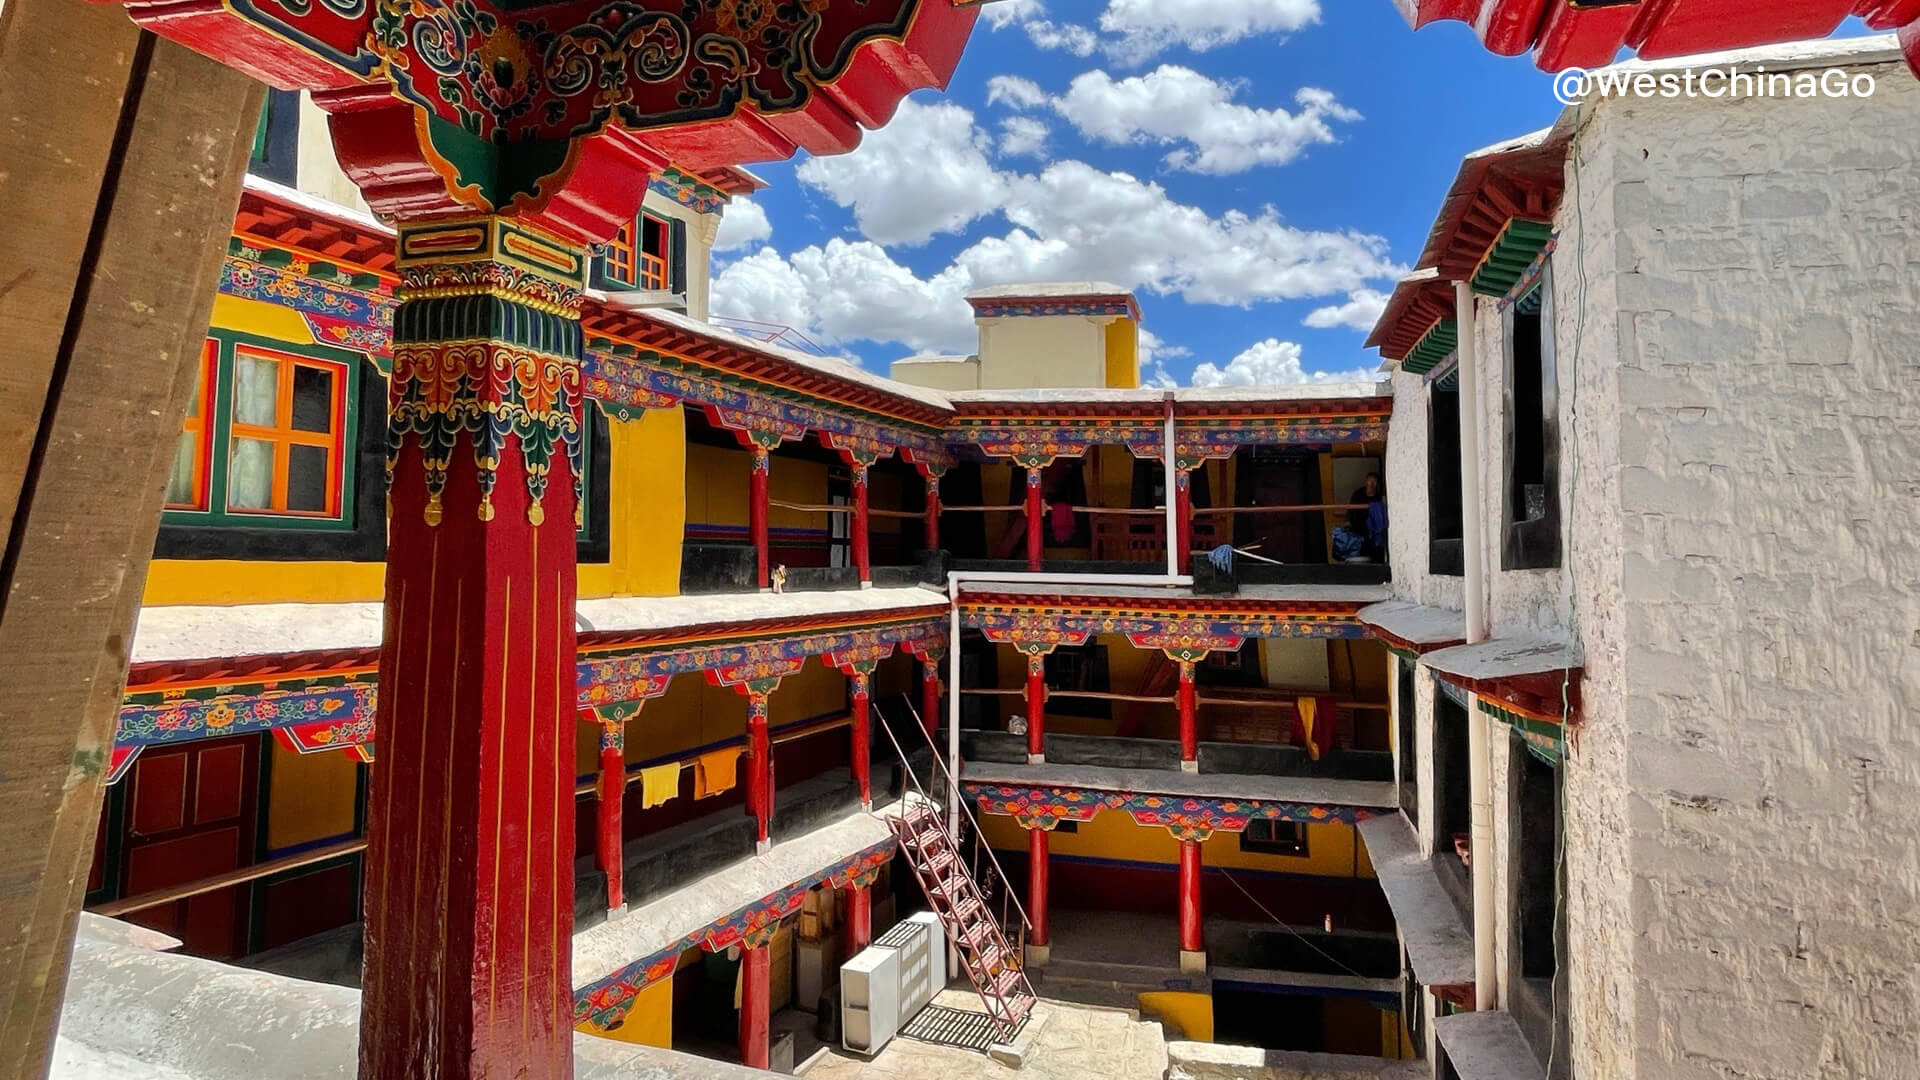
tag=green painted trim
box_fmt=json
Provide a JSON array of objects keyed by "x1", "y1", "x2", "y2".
[
  {"x1": 1470, "y1": 220, "x2": 1554, "y2": 297},
  {"x1": 161, "y1": 329, "x2": 362, "y2": 533},
  {"x1": 1477, "y1": 697, "x2": 1563, "y2": 765},
  {"x1": 1404, "y1": 318, "x2": 1457, "y2": 375}
]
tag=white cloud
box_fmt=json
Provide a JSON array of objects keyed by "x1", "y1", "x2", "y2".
[
  {"x1": 986, "y1": 75, "x2": 1049, "y2": 110},
  {"x1": 999, "y1": 116, "x2": 1051, "y2": 158},
  {"x1": 1057, "y1": 67, "x2": 1356, "y2": 174},
  {"x1": 986, "y1": 0, "x2": 1320, "y2": 64},
  {"x1": 1190, "y1": 338, "x2": 1375, "y2": 388},
  {"x1": 716, "y1": 105, "x2": 1401, "y2": 361},
  {"x1": 1100, "y1": 0, "x2": 1321, "y2": 63},
  {"x1": 1139, "y1": 328, "x2": 1190, "y2": 388},
  {"x1": 712, "y1": 197, "x2": 771, "y2": 252},
  {"x1": 713, "y1": 240, "x2": 977, "y2": 356},
  {"x1": 794, "y1": 100, "x2": 1008, "y2": 247},
  {"x1": 1303, "y1": 288, "x2": 1389, "y2": 332}
]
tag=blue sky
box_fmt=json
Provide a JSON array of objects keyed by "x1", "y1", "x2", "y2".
[{"x1": 707, "y1": 3, "x2": 1871, "y2": 387}]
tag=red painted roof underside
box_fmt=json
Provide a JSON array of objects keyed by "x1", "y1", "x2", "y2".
[{"x1": 1397, "y1": 0, "x2": 1920, "y2": 75}]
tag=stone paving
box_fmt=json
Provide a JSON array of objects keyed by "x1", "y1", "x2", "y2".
[{"x1": 799, "y1": 988, "x2": 1170, "y2": 1080}]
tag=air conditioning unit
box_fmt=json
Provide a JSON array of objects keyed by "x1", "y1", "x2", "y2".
[
  {"x1": 842, "y1": 911, "x2": 946, "y2": 1056},
  {"x1": 841, "y1": 939, "x2": 902, "y2": 1055}
]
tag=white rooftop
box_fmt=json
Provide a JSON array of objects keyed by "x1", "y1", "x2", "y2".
[
  {"x1": 946, "y1": 382, "x2": 1388, "y2": 404},
  {"x1": 130, "y1": 587, "x2": 948, "y2": 666},
  {"x1": 966, "y1": 280, "x2": 1131, "y2": 300}
]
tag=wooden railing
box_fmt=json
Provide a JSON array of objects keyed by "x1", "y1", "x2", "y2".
[{"x1": 91, "y1": 836, "x2": 365, "y2": 917}]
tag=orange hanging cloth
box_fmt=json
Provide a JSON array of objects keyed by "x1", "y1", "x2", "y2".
[
  {"x1": 1295, "y1": 696, "x2": 1333, "y2": 761},
  {"x1": 693, "y1": 747, "x2": 742, "y2": 799}
]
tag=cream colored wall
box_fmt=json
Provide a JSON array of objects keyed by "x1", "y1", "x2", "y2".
[
  {"x1": 293, "y1": 93, "x2": 370, "y2": 213},
  {"x1": 641, "y1": 189, "x2": 715, "y2": 321},
  {"x1": 976, "y1": 316, "x2": 1114, "y2": 390},
  {"x1": 888, "y1": 357, "x2": 980, "y2": 392}
]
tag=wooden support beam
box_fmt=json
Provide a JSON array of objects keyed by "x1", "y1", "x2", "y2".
[{"x1": 0, "y1": 10, "x2": 264, "y2": 1073}]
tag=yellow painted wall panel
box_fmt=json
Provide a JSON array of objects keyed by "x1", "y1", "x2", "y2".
[
  {"x1": 144, "y1": 560, "x2": 386, "y2": 606},
  {"x1": 1139, "y1": 991, "x2": 1211, "y2": 1042},
  {"x1": 265, "y1": 742, "x2": 359, "y2": 852},
  {"x1": 578, "y1": 975, "x2": 672, "y2": 1047},
  {"x1": 1103, "y1": 318, "x2": 1140, "y2": 389},
  {"x1": 983, "y1": 804, "x2": 1371, "y2": 880},
  {"x1": 608, "y1": 406, "x2": 685, "y2": 597},
  {"x1": 207, "y1": 293, "x2": 317, "y2": 345}
]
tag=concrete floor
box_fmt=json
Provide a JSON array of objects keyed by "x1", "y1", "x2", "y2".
[{"x1": 798, "y1": 987, "x2": 1170, "y2": 1080}]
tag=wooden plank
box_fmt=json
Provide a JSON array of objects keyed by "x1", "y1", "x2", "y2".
[
  {"x1": 91, "y1": 838, "x2": 367, "y2": 918},
  {"x1": 0, "y1": 25, "x2": 264, "y2": 1078}
]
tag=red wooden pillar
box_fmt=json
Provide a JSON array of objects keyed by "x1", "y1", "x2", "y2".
[
  {"x1": 847, "y1": 885, "x2": 873, "y2": 953},
  {"x1": 595, "y1": 713, "x2": 627, "y2": 914},
  {"x1": 751, "y1": 447, "x2": 771, "y2": 589},
  {"x1": 749, "y1": 691, "x2": 772, "y2": 852},
  {"x1": 1024, "y1": 464, "x2": 1044, "y2": 571},
  {"x1": 1178, "y1": 838, "x2": 1206, "y2": 973},
  {"x1": 1174, "y1": 466, "x2": 1194, "y2": 570},
  {"x1": 920, "y1": 656, "x2": 942, "y2": 742},
  {"x1": 740, "y1": 940, "x2": 771, "y2": 1069},
  {"x1": 852, "y1": 463, "x2": 871, "y2": 585},
  {"x1": 924, "y1": 471, "x2": 941, "y2": 551},
  {"x1": 1027, "y1": 825, "x2": 1050, "y2": 965},
  {"x1": 1177, "y1": 659, "x2": 1199, "y2": 772},
  {"x1": 851, "y1": 672, "x2": 872, "y2": 807},
  {"x1": 360, "y1": 218, "x2": 581, "y2": 1079},
  {"x1": 1025, "y1": 652, "x2": 1046, "y2": 762}
]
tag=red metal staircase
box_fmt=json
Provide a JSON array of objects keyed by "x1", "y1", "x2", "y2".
[{"x1": 875, "y1": 702, "x2": 1037, "y2": 1043}]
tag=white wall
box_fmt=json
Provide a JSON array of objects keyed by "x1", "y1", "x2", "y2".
[{"x1": 1588, "y1": 56, "x2": 1920, "y2": 1080}]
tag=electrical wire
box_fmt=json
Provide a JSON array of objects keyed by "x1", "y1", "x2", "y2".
[{"x1": 1214, "y1": 864, "x2": 1371, "y2": 981}]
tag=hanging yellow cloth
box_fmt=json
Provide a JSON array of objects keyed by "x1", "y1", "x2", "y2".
[
  {"x1": 1296, "y1": 696, "x2": 1321, "y2": 761},
  {"x1": 694, "y1": 747, "x2": 742, "y2": 799},
  {"x1": 639, "y1": 763, "x2": 681, "y2": 809}
]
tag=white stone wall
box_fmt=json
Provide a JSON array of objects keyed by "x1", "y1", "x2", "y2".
[
  {"x1": 1385, "y1": 370, "x2": 1465, "y2": 616},
  {"x1": 1592, "y1": 57, "x2": 1920, "y2": 1080}
]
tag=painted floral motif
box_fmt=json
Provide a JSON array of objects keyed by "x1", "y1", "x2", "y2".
[{"x1": 965, "y1": 782, "x2": 1377, "y2": 837}]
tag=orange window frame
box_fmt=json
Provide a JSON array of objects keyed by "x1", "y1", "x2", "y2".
[
  {"x1": 604, "y1": 223, "x2": 637, "y2": 286},
  {"x1": 638, "y1": 213, "x2": 669, "y2": 290},
  {"x1": 165, "y1": 339, "x2": 219, "y2": 511},
  {"x1": 226, "y1": 345, "x2": 349, "y2": 519}
]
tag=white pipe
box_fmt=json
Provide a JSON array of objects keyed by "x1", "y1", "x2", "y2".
[
  {"x1": 1453, "y1": 279, "x2": 1496, "y2": 1012},
  {"x1": 1163, "y1": 391, "x2": 1178, "y2": 577}
]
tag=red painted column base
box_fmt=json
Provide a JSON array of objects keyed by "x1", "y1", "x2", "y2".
[
  {"x1": 924, "y1": 476, "x2": 941, "y2": 551},
  {"x1": 1025, "y1": 465, "x2": 1044, "y2": 572},
  {"x1": 847, "y1": 885, "x2": 872, "y2": 954},
  {"x1": 596, "y1": 722, "x2": 626, "y2": 913},
  {"x1": 1178, "y1": 838, "x2": 1205, "y2": 974},
  {"x1": 1174, "y1": 469, "x2": 1194, "y2": 571},
  {"x1": 751, "y1": 449, "x2": 770, "y2": 589},
  {"x1": 921, "y1": 660, "x2": 941, "y2": 743},
  {"x1": 851, "y1": 680, "x2": 872, "y2": 808},
  {"x1": 740, "y1": 943, "x2": 771, "y2": 1069},
  {"x1": 1027, "y1": 825, "x2": 1050, "y2": 966},
  {"x1": 749, "y1": 695, "x2": 772, "y2": 852},
  {"x1": 852, "y1": 465, "x2": 871, "y2": 586},
  {"x1": 1025, "y1": 655, "x2": 1046, "y2": 762},
  {"x1": 1177, "y1": 660, "x2": 1198, "y2": 771}
]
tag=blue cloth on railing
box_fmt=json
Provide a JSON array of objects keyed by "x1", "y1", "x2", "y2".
[{"x1": 1207, "y1": 544, "x2": 1236, "y2": 574}]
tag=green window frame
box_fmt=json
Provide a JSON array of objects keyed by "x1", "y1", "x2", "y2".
[{"x1": 162, "y1": 330, "x2": 361, "y2": 533}]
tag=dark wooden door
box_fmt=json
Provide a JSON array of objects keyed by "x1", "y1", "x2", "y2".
[
  {"x1": 118, "y1": 734, "x2": 261, "y2": 958},
  {"x1": 1237, "y1": 449, "x2": 1324, "y2": 563}
]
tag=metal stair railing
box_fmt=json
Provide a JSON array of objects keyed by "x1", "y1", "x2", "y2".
[{"x1": 872, "y1": 697, "x2": 1037, "y2": 1042}]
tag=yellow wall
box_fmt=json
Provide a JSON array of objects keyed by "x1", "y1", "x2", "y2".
[
  {"x1": 579, "y1": 973, "x2": 672, "y2": 1047},
  {"x1": 605, "y1": 406, "x2": 686, "y2": 597},
  {"x1": 583, "y1": 656, "x2": 852, "y2": 781},
  {"x1": 980, "y1": 804, "x2": 1374, "y2": 881},
  {"x1": 1140, "y1": 991, "x2": 1212, "y2": 1042},
  {"x1": 265, "y1": 742, "x2": 359, "y2": 852},
  {"x1": 1103, "y1": 318, "x2": 1139, "y2": 389}
]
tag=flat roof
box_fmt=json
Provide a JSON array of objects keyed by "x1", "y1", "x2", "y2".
[
  {"x1": 1358, "y1": 600, "x2": 1468, "y2": 649},
  {"x1": 1356, "y1": 815, "x2": 1475, "y2": 988},
  {"x1": 961, "y1": 760, "x2": 1397, "y2": 810},
  {"x1": 131, "y1": 587, "x2": 947, "y2": 666},
  {"x1": 1434, "y1": 1011, "x2": 1547, "y2": 1080},
  {"x1": 1421, "y1": 635, "x2": 1583, "y2": 683}
]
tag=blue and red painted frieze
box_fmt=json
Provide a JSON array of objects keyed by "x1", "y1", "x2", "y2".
[
  {"x1": 961, "y1": 606, "x2": 1367, "y2": 644},
  {"x1": 964, "y1": 782, "x2": 1378, "y2": 841},
  {"x1": 220, "y1": 247, "x2": 395, "y2": 361},
  {"x1": 573, "y1": 838, "x2": 895, "y2": 1032}
]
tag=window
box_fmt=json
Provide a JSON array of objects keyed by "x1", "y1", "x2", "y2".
[
  {"x1": 1238, "y1": 819, "x2": 1307, "y2": 857},
  {"x1": 162, "y1": 335, "x2": 357, "y2": 531},
  {"x1": 226, "y1": 346, "x2": 349, "y2": 517},
  {"x1": 164, "y1": 341, "x2": 216, "y2": 511},
  {"x1": 1043, "y1": 642, "x2": 1109, "y2": 719},
  {"x1": 1502, "y1": 272, "x2": 1561, "y2": 570},
  {"x1": 598, "y1": 212, "x2": 673, "y2": 290},
  {"x1": 638, "y1": 214, "x2": 670, "y2": 290},
  {"x1": 247, "y1": 89, "x2": 298, "y2": 187},
  {"x1": 1508, "y1": 737, "x2": 1567, "y2": 1076},
  {"x1": 1430, "y1": 682, "x2": 1472, "y2": 915},
  {"x1": 1397, "y1": 656, "x2": 1417, "y2": 824},
  {"x1": 1427, "y1": 375, "x2": 1463, "y2": 576}
]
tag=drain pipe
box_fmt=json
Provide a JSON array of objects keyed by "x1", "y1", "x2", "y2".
[
  {"x1": 1454, "y1": 280, "x2": 1496, "y2": 1013},
  {"x1": 1163, "y1": 391, "x2": 1179, "y2": 577}
]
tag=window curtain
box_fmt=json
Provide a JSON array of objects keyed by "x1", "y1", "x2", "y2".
[{"x1": 229, "y1": 353, "x2": 278, "y2": 509}]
